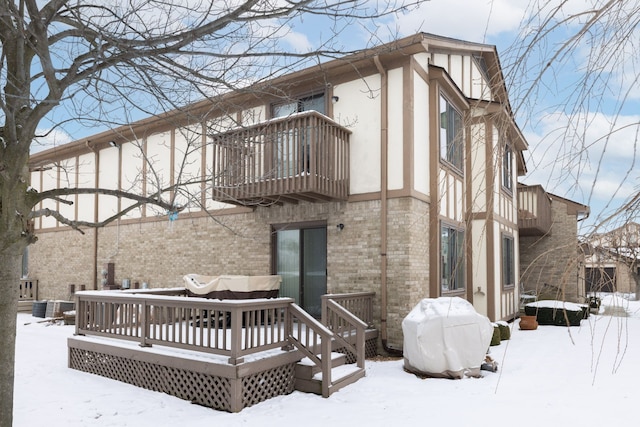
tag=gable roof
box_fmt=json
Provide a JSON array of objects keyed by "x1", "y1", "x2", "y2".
[{"x1": 30, "y1": 33, "x2": 524, "y2": 169}]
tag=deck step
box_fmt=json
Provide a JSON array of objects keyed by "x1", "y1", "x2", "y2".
[
  {"x1": 294, "y1": 364, "x2": 365, "y2": 396},
  {"x1": 294, "y1": 352, "x2": 365, "y2": 396},
  {"x1": 295, "y1": 352, "x2": 347, "y2": 379}
]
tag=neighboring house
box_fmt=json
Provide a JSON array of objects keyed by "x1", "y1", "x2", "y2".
[
  {"x1": 583, "y1": 222, "x2": 640, "y2": 294},
  {"x1": 518, "y1": 183, "x2": 590, "y2": 303},
  {"x1": 27, "y1": 33, "x2": 529, "y2": 351}
]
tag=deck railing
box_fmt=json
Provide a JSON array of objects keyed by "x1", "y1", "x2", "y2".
[
  {"x1": 518, "y1": 184, "x2": 553, "y2": 236},
  {"x1": 211, "y1": 110, "x2": 351, "y2": 205},
  {"x1": 322, "y1": 292, "x2": 375, "y2": 327},
  {"x1": 287, "y1": 303, "x2": 334, "y2": 397},
  {"x1": 75, "y1": 289, "x2": 372, "y2": 371},
  {"x1": 19, "y1": 279, "x2": 38, "y2": 300},
  {"x1": 75, "y1": 290, "x2": 293, "y2": 364},
  {"x1": 325, "y1": 299, "x2": 366, "y2": 365}
]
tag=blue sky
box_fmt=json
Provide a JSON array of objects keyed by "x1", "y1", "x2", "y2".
[
  {"x1": 32, "y1": 0, "x2": 639, "y2": 234},
  {"x1": 389, "y1": 0, "x2": 640, "y2": 234}
]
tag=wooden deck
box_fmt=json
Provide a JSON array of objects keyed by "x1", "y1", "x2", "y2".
[{"x1": 69, "y1": 289, "x2": 378, "y2": 412}]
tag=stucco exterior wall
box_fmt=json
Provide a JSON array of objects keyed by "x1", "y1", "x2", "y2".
[
  {"x1": 387, "y1": 67, "x2": 404, "y2": 191},
  {"x1": 413, "y1": 71, "x2": 430, "y2": 196},
  {"x1": 333, "y1": 74, "x2": 381, "y2": 195}
]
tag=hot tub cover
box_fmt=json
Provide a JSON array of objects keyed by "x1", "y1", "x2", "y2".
[
  {"x1": 402, "y1": 297, "x2": 493, "y2": 379},
  {"x1": 183, "y1": 274, "x2": 282, "y2": 299}
]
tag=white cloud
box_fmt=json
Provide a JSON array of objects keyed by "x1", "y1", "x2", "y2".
[
  {"x1": 31, "y1": 128, "x2": 73, "y2": 154},
  {"x1": 281, "y1": 30, "x2": 313, "y2": 53},
  {"x1": 521, "y1": 110, "x2": 640, "y2": 228},
  {"x1": 395, "y1": 0, "x2": 529, "y2": 42}
]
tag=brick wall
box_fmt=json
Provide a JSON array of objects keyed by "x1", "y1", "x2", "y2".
[
  {"x1": 612, "y1": 261, "x2": 636, "y2": 293},
  {"x1": 28, "y1": 196, "x2": 431, "y2": 348},
  {"x1": 384, "y1": 197, "x2": 430, "y2": 346},
  {"x1": 28, "y1": 228, "x2": 94, "y2": 300},
  {"x1": 519, "y1": 199, "x2": 584, "y2": 302}
]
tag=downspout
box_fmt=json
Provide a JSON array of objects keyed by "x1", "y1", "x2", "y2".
[
  {"x1": 374, "y1": 55, "x2": 401, "y2": 356},
  {"x1": 86, "y1": 141, "x2": 99, "y2": 290}
]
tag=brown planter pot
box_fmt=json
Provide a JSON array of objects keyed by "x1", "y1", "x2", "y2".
[{"x1": 519, "y1": 315, "x2": 538, "y2": 330}]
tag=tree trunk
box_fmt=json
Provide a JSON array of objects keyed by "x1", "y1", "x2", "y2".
[{"x1": 0, "y1": 250, "x2": 21, "y2": 427}]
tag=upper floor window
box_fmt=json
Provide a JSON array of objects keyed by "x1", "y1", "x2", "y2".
[
  {"x1": 502, "y1": 143, "x2": 513, "y2": 191},
  {"x1": 441, "y1": 224, "x2": 465, "y2": 293},
  {"x1": 473, "y1": 54, "x2": 490, "y2": 82},
  {"x1": 439, "y1": 94, "x2": 464, "y2": 171},
  {"x1": 272, "y1": 93, "x2": 325, "y2": 118}
]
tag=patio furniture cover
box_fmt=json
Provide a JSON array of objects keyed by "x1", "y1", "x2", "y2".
[
  {"x1": 183, "y1": 274, "x2": 282, "y2": 299},
  {"x1": 402, "y1": 297, "x2": 493, "y2": 379}
]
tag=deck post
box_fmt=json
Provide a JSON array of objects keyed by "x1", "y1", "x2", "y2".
[
  {"x1": 228, "y1": 306, "x2": 244, "y2": 364},
  {"x1": 281, "y1": 303, "x2": 294, "y2": 351},
  {"x1": 74, "y1": 295, "x2": 84, "y2": 336},
  {"x1": 229, "y1": 378, "x2": 243, "y2": 413},
  {"x1": 320, "y1": 295, "x2": 328, "y2": 326},
  {"x1": 139, "y1": 300, "x2": 151, "y2": 348}
]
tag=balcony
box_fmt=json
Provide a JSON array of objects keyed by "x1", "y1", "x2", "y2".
[
  {"x1": 518, "y1": 184, "x2": 552, "y2": 236},
  {"x1": 211, "y1": 111, "x2": 351, "y2": 206}
]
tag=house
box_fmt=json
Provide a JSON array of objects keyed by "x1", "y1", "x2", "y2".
[
  {"x1": 518, "y1": 183, "x2": 590, "y2": 303},
  {"x1": 28, "y1": 33, "x2": 529, "y2": 352},
  {"x1": 582, "y1": 222, "x2": 640, "y2": 294}
]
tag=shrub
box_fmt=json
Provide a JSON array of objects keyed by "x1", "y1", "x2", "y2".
[
  {"x1": 496, "y1": 321, "x2": 510, "y2": 340},
  {"x1": 490, "y1": 324, "x2": 501, "y2": 346}
]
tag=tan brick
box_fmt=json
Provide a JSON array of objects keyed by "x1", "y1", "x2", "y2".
[{"x1": 29, "y1": 196, "x2": 430, "y2": 348}]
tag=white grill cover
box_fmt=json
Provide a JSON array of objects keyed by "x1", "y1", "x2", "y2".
[{"x1": 402, "y1": 297, "x2": 493, "y2": 379}]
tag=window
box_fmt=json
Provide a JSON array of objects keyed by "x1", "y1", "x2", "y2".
[
  {"x1": 439, "y1": 94, "x2": 464, "y2": 171},
  {"x1": 502, "y1": 234, "x2": 515, "y2": 288},
  {"x1": 473, "y1": 54, "x2": 490, "y2": 81},
  {"x1": 272, "y1": 93, "x2": 325, "y2": 118},
  {"x1": 272, "y1": 93, "x2": 325, "y2": 177},
  {"x1": 502, "y1": 143, "x2": 513, "y2": 191},
  {"x1": 441, "y1": 224, "x2": 465, "y2": 292}
]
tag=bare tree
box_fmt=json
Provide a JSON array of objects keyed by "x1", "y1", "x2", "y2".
[
  {"x1": 502, "y1": 1, "x2": 640, "y2": 297},
  {"x1": 0, "y1": 1, "x2": 426, "y2": 424},
  {"x1": 503, "y1": 0, "x2": 640, "y2": 218}
]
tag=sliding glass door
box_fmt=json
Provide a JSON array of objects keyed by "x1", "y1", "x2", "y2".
[{"x1": 275, "y1": 225, "x2": 327, "y2": 318}]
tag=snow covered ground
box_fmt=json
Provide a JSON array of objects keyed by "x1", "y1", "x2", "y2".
[{"x1": 14, "y1": 294, "x2": 640, "y2": 426}]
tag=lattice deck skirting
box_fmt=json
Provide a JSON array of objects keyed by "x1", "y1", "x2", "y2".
[
  {"x1": 338, "y1": 336, "x2": 380, "y2": 364},
  {"x1": 68, "y1": 337, "x2": 300, "y2": 412}
]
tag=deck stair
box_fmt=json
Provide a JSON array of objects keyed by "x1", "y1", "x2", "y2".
[
  {"x1": 287, "y1": 297, "x2": 369, "y2": 397},
  {"x1": 294, "y1": 352, "x2": 365, "y2": 396}
]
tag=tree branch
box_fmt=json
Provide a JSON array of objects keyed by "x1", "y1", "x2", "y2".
[
  {"x1": 29, "y1": 187, "x2": 178, "y2": 213},
  {"x1": 29, "y1": 200, "x2": 148, "y2": 233}
]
